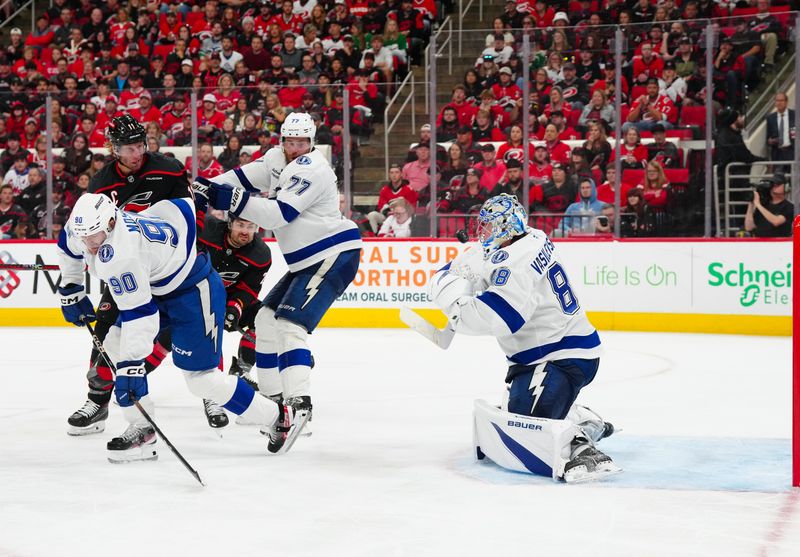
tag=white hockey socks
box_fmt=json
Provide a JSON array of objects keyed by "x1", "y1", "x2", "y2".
[
  {"x1": 276, "y1": 318, "x2": 312, "y2": 399},
  {"x1": 183, "y1": 369, "x2": 278, "y2": 426},
  {"x1": 255, "y1": 306, "x2": 282, "y2": 398}
]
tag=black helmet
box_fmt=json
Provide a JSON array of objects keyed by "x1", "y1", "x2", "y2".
[{"x1": 107, "y1": 114, "x2": 146, "y2": 145}]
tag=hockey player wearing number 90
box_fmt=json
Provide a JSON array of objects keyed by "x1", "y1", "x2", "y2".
[
  {"x1": 429, "y1": 194, "x2": 621, "y2": 483},
  {"x1": 56, "y1": 193, "x2": 308, "y2": 462}
]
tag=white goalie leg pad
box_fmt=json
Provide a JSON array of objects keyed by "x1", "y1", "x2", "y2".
[
  {"x1": 566, "y1": 404, "x2": 612, "y2": 444},
  {"x1": 183, "y1": 370, "x2": 278, "y2": 426},
  {"x1": 255, "y1": 306, "x2": 283, "y2": 397},
  {"x1": 276, "y1": 318, "x2": 311, "y2": 399},
  {"x1": 473, "y1": 399, "x2": 580, "y2": 481}
]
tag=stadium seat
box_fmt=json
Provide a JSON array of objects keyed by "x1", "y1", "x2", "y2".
[
  {"x1": 622, "y1": 169, "x2": 645, "y2": 186},
  {"x1": 664, "y1": 168, "x2": 689, "y2": 185}
]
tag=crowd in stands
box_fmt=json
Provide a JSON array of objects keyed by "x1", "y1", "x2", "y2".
[
  {"x1": 0, "y1": 0, "x2": 795, "y2": 240},
  {"x1": 0, "y1": 0, "x2": 447, "y2": 238},
  {"x1": 363, "y1": 0, "x2": 795, "y2": 238}
]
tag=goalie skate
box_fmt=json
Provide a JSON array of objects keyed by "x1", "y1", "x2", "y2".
[
  {"x1": 107, "y1": 423, "x2": 158, "y2": 463},
  {"x1": 562, "y1": 440, "x2": 622, "y2": 484},
  {"x1": 264, "y1": 401, "x2": 310, "y2": 455},
  {"x1": 67, "y1": 400, "x2": 108, "y2": 436}
]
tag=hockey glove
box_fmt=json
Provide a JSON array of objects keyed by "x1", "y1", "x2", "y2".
[
  {"x1": 428, "y1": 270, "x2": 472, "y2": 313},
  {"x1": 114, "y1": 361, "x2": 148, "y2": 408},
  {"x1": 58, "y1": 283, "x2": 96, "y2": 326},
  {"x1": 209, "y1": 183, "x2": 250, "y2": 216},
  {"x1": 191, "y1": 179, "x2": 210, "y2": 214},
  {"x1": 224, "y1": 300, "x2": 243, "y2": 332}
]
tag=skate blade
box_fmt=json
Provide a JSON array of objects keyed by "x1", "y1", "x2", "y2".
[
  {"x1": 563, "y1": 463, "x2": 623, "y2": 484},
  {"x1": 67, "y1": 422, "x2": 106, "y2": 436},
  {"x1": 107, "y1": 447, "x2": 158, "y2": 464},
  {"x1": 300, "y1": 420, "x2": 312, "y2": 437},
  {"x1": 268, "y1": 410, "x2": 310, "y2": 455}
]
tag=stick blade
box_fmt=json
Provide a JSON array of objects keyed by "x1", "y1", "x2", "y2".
[{"x1": 398, "y1": 307, "x2": 455, "y2": 349}]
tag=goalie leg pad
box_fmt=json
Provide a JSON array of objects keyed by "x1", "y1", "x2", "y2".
[
  {"x1": 473, "y1": 399, "x2": 579, "y2": 481},
  {"x1": 255, "y1": 306, "x2": 282, "y2": 397}
]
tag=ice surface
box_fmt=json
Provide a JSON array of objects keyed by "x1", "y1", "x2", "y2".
[{"x1": 0, "y1": 327, "x2": 797, "y2": 557}]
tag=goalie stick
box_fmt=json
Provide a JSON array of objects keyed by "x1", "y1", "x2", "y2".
[
  {"x1": 398, "y1": 307, "x2": 456, "y2": 349},
  {"x1": 85, "y1": 322, "x2": 205, "y2": 487}
]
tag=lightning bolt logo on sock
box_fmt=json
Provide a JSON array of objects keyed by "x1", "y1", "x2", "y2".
[
  {"x1": 197, "y1": 279, "x2": 219, "y2": 348},
  {"x1": 528, "y1": 363, "x2": 548, "y2": 415},
  {"x1": 301, "y1": 257, "x2": 336, "y2": 309}
]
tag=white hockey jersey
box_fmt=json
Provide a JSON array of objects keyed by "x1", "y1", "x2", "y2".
[
  {"x1": 57, "y1": 198, "x2": 199, "y2": 363},
  {"x1": 213, "y1": 147, "x2": 362, "y2": 272},
  {"x1": 442, "y1": 229, "x2": 601, "y2": 365}
]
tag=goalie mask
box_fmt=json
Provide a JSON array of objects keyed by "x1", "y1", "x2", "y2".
[
  {"x1": 476, "y1": 194, "x2": 528, "y2": 259},
  {"x1": 70, "y1": 193, "x2": 118, "y2": 238}
]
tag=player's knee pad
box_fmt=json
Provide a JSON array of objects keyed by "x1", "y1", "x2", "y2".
[{"x1": 473, "y1": 399, "x2": 580, "y2": 480}]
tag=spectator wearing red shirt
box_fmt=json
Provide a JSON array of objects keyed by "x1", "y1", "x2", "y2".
[
  {"x1": 437, "y1": 85, "x2": 479, "y2": 127},
  {"x1": 347, "y1": 71, "x2": 382, "y2": 117},
  {"x1": 78, "y1": 116, "x2": 106, "y2": 148},
  {"x1": 609, "y1": 127, "x2": 649, "y2": 170},
  {"x1": 5, "y1": 102, "x2": 28, "y2": 136},
  {"x1": 591, "y1": 59, "x2": 629, "y2": 103},
  {"x1": 624, "y1": 77, "x2": 677, "y2": 133},
  {"x1": 161, "y1": 96, "x2": 189, "y2": 137},
  {"x1": 118, "y1": 72, "x2": 148, "y2": 112},
  {"x1": 270, "y1": 0, "x2": 305, "y2": 35},
  {"x1": 550, "y1": 110, "x2": 581, "y2": 141},
  {"x1": 242, "y1": 35, "x2": 270, "y2": 74},
  {"x1": 491, "y1": 67, "x2": 522, "y2": 113},
  {"x1": 473, "y1": 144, "x2": 507, "y2": 192},
  {"x1": 631, "y1": 43, "x2": 664, "y2": 85},
  {"x1": 95, "y1": 98, "x2": 123, "y2": 132},
  {"x1": 595, "y1": 166, "x2": 633, "y2": 205},
  {"x1": 277, "y1": 73, "x2": 308, "y2": 109},
  {"x1": 130, "y1": 92, "x2": 163, "y2": 127},
  {"x1": 197, "y1": 94, "x2": 227, "y2": 140},
  {"x1": 186, "y1": 143, "x2": 224, "y2": 180},
  {"x1": 496, "y1": 124, "x2": 536, "y2": 165},
  {"x1": 24, "y1": 16, "x2": 55, "y2": 49},
  {"x1": 543, "y1": 123, "x2": 572, "y2": 166},
  {"x1": 638, "y1": 160, "x2": 670, "y2": 209},
  {"x1": 368, "y1": 162, "x2": 419, "y2": 232},
  {"x1": 471, "y1": 109, "x2": 506, "y2": 142},
  {"x1": 530, "y1": 144, "x2": 553, "y2": 187},
  {"x1": 531, "y1": 0, "x2": 555, "y2": 28}
]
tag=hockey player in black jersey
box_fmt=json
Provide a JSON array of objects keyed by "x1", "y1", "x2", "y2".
[
  {"x1": 197, "y1": 212, "x2": 272, "y2": 396},
  {"x1": 65, "y1": 114, "x2": 204, "y2": 436}
]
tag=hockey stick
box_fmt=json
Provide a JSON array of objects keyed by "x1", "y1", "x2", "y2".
[
  {"x1": 398, "y1": 307, "x2": 456, "y2": 350},
  {"x1": 85, "y1": 322, "x2": 205, "y2": 487},
  {"x1": 0, "y1": 263, "x2": 60, "y2": 271}
]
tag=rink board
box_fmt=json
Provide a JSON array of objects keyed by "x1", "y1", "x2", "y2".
[{"x1": 0, "y1": 238, "x2": 790, "y2": 335}]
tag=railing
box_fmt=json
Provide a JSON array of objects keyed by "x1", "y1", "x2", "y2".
[
  {"x1": 423, "y1": 15, "x2": 454, "y2": 112},
  {"x1": 457, "y1": 0, "x2": 484, "y2": 56},
  {"x1": 383, "y1": 70, "x2": 416, "y2": 178},
  {"x1": 715, "y1": 161, "x2": 796, "y2": 236},
  {"x1": 0, "y1": 0, "x2": 35, "y2": 34}
]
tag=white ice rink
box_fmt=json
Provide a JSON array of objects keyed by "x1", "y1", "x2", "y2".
[{"x1": 0, "y1": 326, "x2": 797, "y2": 557}]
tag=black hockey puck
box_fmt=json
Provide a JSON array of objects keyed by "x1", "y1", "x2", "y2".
[{"x1": 455, "y1": 229, "x2": 469, "y2": 243}]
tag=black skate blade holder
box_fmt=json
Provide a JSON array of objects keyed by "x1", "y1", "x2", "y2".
[{"x1": 85, "y1": 322, "x2": 206, "y2": 487}]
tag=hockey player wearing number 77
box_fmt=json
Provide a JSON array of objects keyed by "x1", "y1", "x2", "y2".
[
  {"x1": 192, "y1": 112, "x2": 361, "y2": 444},
  {"x1": 428, "y1": 194, "x2": 621, "y2": 483},
  {"x1": 56, "y1": 194, "x2": 308, "y2": 463}
]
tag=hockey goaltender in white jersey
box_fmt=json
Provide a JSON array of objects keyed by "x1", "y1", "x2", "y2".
[{"x1": 428, "y1": 193, "x2": 621, "y2": 483}]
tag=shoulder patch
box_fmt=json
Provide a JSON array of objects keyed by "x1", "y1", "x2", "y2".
[
  {"x1": 491, "y1": 250, "x2": 509, "y2": 264},
  {"x1": 98, "y1": 244, "x2": 114, "y2": 263},
  {"x1": 491, "y1": 266, "x2": 511, "y2": 286},
  {"x1": 296, "y1": 155, "x2": 312, "y2": 165}
]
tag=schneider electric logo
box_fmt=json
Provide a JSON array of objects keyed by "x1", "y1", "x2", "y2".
[{"x1": 707, "y1": 262, "x2": 790, "y2": 307}]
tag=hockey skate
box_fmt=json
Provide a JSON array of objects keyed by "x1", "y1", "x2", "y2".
[
  {"x1": 203, "y1": 399, "x2": 229, "y2": 429},
  {"x1": 569, "y1": 405, "x2": 616, "y2": 443},
  {"x1": 107, "y1": 423, "x2": 157, "y2": 464},
  {"x1": 228, "y1": 356, "x2": 259, "y2": 391},
  {"x1": 264, "y1": 400, "x2": 310, "y2": 455},
  {"x1": 67, "y1": 400, "x2": 108, "y2": 436},
  {"x1": 287, "y1": 396, "x2": 313, "y2": 437},
  {"x1": 562, "y1": 437, "x2": 622, "y2": 484}
]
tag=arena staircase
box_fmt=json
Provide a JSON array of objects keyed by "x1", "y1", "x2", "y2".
[
  {"x1": 0, "y1": 0, "x2": 38, "y2": 44},
  {"x1": 353, "y1": 0, "x2": 505, "y2": 208}
]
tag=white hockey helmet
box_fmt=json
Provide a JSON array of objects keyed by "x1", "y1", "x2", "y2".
[
  {"x1": 69, "y1": 193, "x2": 118, "y2": 238},
  {"x1": 476, "y1": 194, "x2": 528, "y2": 259},
  {"x1": 280, "y1": 112, "x2": 316, "y2": 149}
]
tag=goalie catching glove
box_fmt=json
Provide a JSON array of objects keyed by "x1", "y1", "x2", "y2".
[{"x1": 58, "y1": 283, "x2": 96, "y2": 326}]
